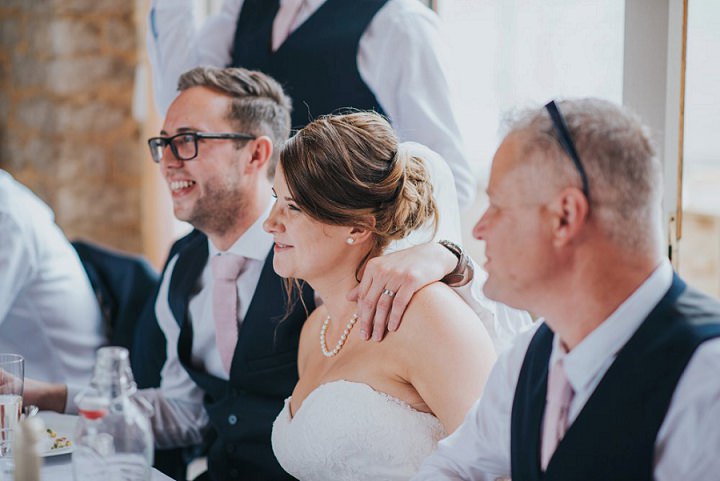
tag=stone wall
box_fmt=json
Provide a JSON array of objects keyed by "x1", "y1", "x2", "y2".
[{"x1": 0, "y1": 0, "x2": 144, "y2": 253}]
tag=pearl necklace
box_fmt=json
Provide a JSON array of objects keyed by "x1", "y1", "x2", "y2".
[{"x1": 320, "y1": 313, "x2": 358, "y2": 357}]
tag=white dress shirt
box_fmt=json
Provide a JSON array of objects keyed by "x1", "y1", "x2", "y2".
[
  {"x1": 147, "y1": 0, "x2": 476, "y2": 209},
  {"x1": 0, "y1": 170, "x2": 105, "y2": 405},
  {"x1": 413, "y1": 260, "x2": 720, "y2": 481}
]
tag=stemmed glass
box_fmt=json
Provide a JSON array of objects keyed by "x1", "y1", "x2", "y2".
[{"x1": 0, "y1": 353, "x2": 24, "y2": 459}]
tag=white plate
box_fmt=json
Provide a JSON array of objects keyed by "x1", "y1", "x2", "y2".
[
  {"x1": 37, "y1": 411, "x2": 77, "y2": 457},
  {"x1": 42, "y1": 444, "x2": 73, "y2": 457}
]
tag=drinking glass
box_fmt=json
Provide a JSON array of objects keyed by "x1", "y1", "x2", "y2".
[{"x1": 0, "y1": 354, "x2": 24, "y2": 458}]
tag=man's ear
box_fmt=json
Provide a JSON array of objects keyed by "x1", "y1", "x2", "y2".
[
  {"x1": 550, "y1": 187, "x2": 590, "y2": 247},
  {"x1": 245, "y1": 136, "x2": 274, "y2": 173}
]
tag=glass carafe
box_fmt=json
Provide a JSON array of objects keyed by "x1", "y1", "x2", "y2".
[{"x1": 72, "y1": 347, "x2": 153, "y2": 481}]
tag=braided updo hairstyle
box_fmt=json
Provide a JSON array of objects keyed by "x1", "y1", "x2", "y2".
[{"x1": 280, "y1": 111, "x2": 438, "y2": 277}]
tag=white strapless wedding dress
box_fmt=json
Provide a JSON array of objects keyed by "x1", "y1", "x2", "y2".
[{"x1": 272, "y1": 380, "x2": 447, "y2": 481}]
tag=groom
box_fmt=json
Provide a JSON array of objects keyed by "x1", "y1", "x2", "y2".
[{"x1": 413, "y1": 98, "x2": 720, "y2": 480}]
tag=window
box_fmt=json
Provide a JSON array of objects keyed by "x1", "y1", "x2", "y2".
[
  {"x1": 679, "y1": 0, "x2": 720, "y2": 296},
  {"x1": 435, "y1": 0, "x2": 625, "y2": 253}
]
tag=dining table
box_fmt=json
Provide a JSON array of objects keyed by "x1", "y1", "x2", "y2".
[
  {"x1": 36, "y1": 411, "x2": 173, "y2": 481},
  {"x1": 41, "y1": 455, "x2": 172, "y2": 481}
]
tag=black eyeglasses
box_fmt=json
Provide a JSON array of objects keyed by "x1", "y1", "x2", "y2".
[
  {"x1": 147, "y1": 131, "x2": 257, "y2": 163},
  {"x1": 545, "y1": 101, "x2": 590, "y2": 200}
]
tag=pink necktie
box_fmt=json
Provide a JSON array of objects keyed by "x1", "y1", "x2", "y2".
[
  {"x1": 540, "y1": 359, "x2": 574, "y2": 470},
  {"x1": 211, "y1": 254, "x2": 247, "y2": 374},
  {"x1": 272, "y1": 0, "x2": 304, "y2": 51}
]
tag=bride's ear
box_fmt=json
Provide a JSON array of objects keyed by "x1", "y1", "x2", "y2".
[{"x1": 347, "y1": 226, "x2": 373, "y2": 245}]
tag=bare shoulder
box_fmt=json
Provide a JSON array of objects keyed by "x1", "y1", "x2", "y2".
[
  {"x1": 394, "y1": 285, "x2": 497, "y2": 432},
  {"x1": 389, "y1": 282, "x2": 490, "y2": 351},
  {"x1": 408, "y1": 282, "x2": 483, "y2": 329}
]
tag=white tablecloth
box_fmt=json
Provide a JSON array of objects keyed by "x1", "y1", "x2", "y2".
[
  {"x1": 42, "y1": 455, "x2": 172, "y2": 481},
  {"x1": 1, "y1": 450, "x2": 173, "y2": 481}
]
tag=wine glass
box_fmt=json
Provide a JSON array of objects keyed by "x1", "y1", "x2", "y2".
[{"x1": 0, "y1": 354, "x2": 24, "y2": 459}]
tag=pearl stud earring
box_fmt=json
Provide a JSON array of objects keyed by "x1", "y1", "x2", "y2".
[{"x1": 346, "y1": 237, "x2": 355, "y2": 245}]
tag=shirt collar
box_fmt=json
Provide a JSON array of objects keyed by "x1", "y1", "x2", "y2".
[
  {"x1": 547, "y1": 260, "x2": 674, "y2": 393},
  {"x1": 208, "y1": 199, "x2": 274, "y2": 262}
]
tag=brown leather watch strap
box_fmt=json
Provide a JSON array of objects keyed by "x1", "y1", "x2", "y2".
[{"x1": 438, "y1": 240, "x2": 473, "y2": 287}]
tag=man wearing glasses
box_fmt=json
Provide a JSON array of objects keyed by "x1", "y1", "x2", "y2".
[
  {"x1": 412, "y1": 99, "x2": 720, "y2": 481},
  {"x1": 137, "y1": 67, "x2": 308, "y2": 480}
]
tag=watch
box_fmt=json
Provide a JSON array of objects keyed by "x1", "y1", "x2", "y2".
[{"x1": 438, "y1": 240, "x2": 474, "y2": 287}]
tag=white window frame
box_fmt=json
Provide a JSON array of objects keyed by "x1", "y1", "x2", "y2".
[{"x1": 622, "y1": 0, "x2": 686, "y2": 265}]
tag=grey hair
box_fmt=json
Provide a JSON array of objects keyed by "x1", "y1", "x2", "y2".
[
  {"x1": 503, "y1": 98, "x2": 663, "y2": 251},
  {"x1": 178, "y1": 67, "x2": 292, "y2": 179}
]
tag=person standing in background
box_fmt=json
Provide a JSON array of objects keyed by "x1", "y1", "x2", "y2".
[{"x1": 147, "y1": 0, "x2": 476, "y2": 210}]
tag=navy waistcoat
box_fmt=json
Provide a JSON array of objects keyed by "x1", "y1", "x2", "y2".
[
  {"x1": 510, "y1": 275, "x2": 720, "y2": 481},
  {"x1": 168, "y1": 230, "x2": 315, "y2": 481},
  {"x1": 230, "y1": 0, "x2": 388, "y2": 128}
]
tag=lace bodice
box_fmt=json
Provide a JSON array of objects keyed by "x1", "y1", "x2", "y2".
[{"x1": 272, "y1": 380, "x2": 447, "y2": 480}]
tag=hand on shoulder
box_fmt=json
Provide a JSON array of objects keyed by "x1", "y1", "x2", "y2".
[{"x1": 348, "y1": 242, "x2": 460, "y2": 342}]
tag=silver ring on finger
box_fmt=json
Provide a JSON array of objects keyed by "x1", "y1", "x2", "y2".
[{"x1": 382, "y1": 288, "x2": 396, "y2": 298}]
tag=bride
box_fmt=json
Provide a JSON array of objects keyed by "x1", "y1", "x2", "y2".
[{"x1": 264, "y1": 112, "x2": 496, "y2": 480}]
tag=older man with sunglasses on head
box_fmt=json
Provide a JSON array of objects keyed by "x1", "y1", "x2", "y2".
[{"x1": 412, "y1": 98, "x2": 720, "y2": 481}]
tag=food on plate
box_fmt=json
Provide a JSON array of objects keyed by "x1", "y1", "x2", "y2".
[{"x1": 46, "y1": 427, "x2": 72, "y2": 450}]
